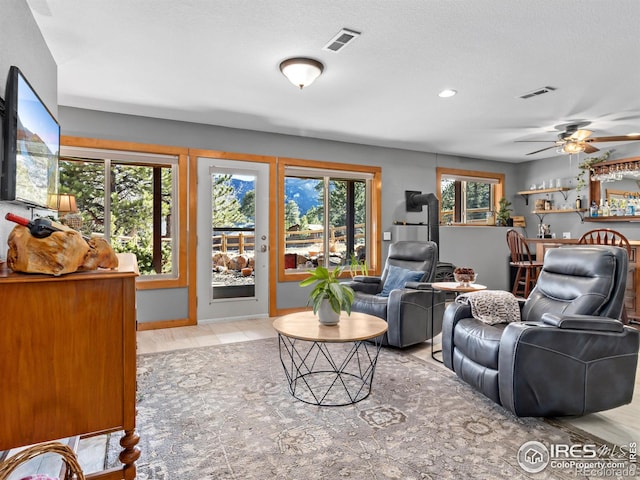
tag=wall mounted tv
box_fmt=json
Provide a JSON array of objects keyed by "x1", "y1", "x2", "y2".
[{"x1": 1, "y1": 65, "x2": 59, "y2": 209}]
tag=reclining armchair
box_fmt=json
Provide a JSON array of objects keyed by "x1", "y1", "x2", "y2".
[
  {"x1": 442, "y1": 245, "x2": 639, "y2": 417},
  {"x1": 344, "y1": 241, "x2": 445, "y2": 348}
]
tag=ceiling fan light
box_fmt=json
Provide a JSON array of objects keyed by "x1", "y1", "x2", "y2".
[
  {"x1": 279, "y1": 58, "x2": 324, "y2": 89},
  {"x1": 570, "y1": 129, "x2": 592, "y2": 141},
  {"x1": 563, "y1": 142, "x2": 586, "y2": 154}
]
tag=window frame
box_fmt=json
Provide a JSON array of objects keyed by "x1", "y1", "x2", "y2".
[
  {"x1": 61, "y1": 136, "x2": 188, "y2": 290},
  {"x1": 436, "y1": 167, "x2": 505, "y2": 225},
  {"x1": 278, "y1": 157, "x2": 381, "y2": 282}
]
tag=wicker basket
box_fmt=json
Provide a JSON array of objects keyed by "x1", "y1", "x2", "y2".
[{"x1": 0, "y1": 442, "x2": 85, "y2": 480}]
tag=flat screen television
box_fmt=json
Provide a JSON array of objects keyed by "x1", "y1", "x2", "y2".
[{"x1": 1, "y1": 66, "x2": 59, "y2": 209}]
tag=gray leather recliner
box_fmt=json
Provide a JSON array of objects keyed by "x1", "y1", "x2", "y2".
[
  {"x1": 344, "y1": 241, "x2": 445, "y2": 348},
  {"x1": 442, "y1": 245, "x2": 639, "y2": 417}
]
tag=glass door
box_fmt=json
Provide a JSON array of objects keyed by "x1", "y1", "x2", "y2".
[{"x1": 196, "y1": 158, "x2": 269, "y2": 322}]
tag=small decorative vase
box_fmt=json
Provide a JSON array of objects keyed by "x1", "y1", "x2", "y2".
[{"x1": 318, "y1": 298, "x2": 340, "y2": 326}]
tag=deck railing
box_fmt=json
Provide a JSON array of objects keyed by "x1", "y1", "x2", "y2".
[{"x1": 211, "y1": 223, "x2": 365, "y2": 254}]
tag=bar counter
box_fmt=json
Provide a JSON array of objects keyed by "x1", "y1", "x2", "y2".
[{"x1": 525, "y1": 237, "x2": 640, "y2": 261}]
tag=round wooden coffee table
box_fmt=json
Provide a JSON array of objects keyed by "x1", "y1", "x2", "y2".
[{"x1": 273, "y1": 311, "x2": 387, "y2": 406}]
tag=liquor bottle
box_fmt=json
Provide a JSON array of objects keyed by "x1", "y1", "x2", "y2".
[{"x1": 5, "y1": 213, "x2": 65, "y2": 238}]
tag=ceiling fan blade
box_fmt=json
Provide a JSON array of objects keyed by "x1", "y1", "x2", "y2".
[
  {"x1": 526, "y1": 145, "x2": 557, "y2": 155},
  {"x1": 514, "y1": 140, "x2": 556, "y2": 143},
  {"x1": 587, "y1": 134, "x2": 640, "y2": 143},
  {"x1": 583, "y1": 143, "x2": 599, "y2": 154},
  {"x1": 567, "y1": 129, "x2": 592, "y2": 141}
]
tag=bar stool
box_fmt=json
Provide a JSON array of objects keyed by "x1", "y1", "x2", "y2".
[
  {"x1": 506, "y1": 229, "x2": 543, "y2": 298},
  {"x1": 578, "y1": 228, "x2": 631, "y2": 252}
]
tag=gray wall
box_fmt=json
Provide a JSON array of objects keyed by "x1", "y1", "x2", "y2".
[
  {"x1": 0, "y1": 0, "x2": 58, "y2": 256},
  {"x1": 59, "y1": 107, "x2": 521, "y2": 318},
  {"x1": 15, "y1": 0, "x2": 638, "y2": 324},
  {"x1": 0, "y1": 0, "x2": 523, "y2": 322}
]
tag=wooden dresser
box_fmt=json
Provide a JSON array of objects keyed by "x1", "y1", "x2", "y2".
[
  {"x1": 0, "y1": 253, "x2": 140, "y2": 479},
  {"x1": 527, "y1": 239, "x2": 640, "y2": 323}
]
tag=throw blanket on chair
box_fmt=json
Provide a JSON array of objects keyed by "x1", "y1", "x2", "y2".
[{"x1": 456, "y1": 290, "x2": 521, "y2": 325}]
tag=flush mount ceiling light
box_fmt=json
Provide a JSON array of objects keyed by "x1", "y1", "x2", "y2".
[
  {"x1": 438, "y1": 89, "x2": 457, "y2": 98},
  {"x1": 279, "y1": 58, "x2": 324, "y2": 89}
]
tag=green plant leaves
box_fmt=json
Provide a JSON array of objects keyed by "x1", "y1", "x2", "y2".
[{"x1": 299, "y1": 265, "x2": 354, "y2": 314}]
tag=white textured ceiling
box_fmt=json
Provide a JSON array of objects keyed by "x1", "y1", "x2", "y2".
[{"x1": 26, "y1": 0, "x2": 640, "y2": 162}]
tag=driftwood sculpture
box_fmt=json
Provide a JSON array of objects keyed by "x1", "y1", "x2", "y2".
[{"x1": 7, "y1": 225, "x2": 119, "y2": 275}]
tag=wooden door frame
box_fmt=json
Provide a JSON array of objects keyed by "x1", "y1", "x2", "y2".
[{"x1": 188, "y1": 150, "x2": 277, "y2": 324}]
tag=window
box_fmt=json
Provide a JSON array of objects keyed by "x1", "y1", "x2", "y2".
[
  {"x1": 436, "y1": 167, "x2": 504, "y2": 225},
  {"x1": 279, "y1": 159, "x2": 381, "y2": 281},
  {"x1": 60, "y1": 139, "x2": 188, "y2": 288}
]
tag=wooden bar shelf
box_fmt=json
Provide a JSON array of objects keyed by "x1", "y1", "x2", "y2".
[
  {"x1": 532, "y1": 209, "x2": 588, "y2": 223},
  {"x1": 518, "y1": 187, "x2": 571, "y2": 206},
  {"x1": 532, "y1": 209, "x2": 586, "y2": 214},
  {"x1": 584, "y1": 216, "x2": 640, "y2": 223}
]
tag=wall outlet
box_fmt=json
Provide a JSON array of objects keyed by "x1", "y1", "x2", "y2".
[{"x1": 562, "y1": 232, "x2": 571, "y2": 239}]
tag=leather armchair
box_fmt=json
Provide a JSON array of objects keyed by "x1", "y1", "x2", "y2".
[
  {"x1": 442, "y1": 245, "x2": 639, "y2": 417},
  {"x1": 344, "y1": 241, "x2": 445, "y2": 348}
]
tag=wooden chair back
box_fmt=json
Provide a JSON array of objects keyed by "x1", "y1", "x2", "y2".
[
  {"x1": 506, "y1": 229, "x2": 535, "y2": 264},
  {"x1": 578, "y1": 229, "x2": 631, "y2": 255}
]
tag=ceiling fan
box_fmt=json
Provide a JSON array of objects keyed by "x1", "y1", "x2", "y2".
[{"x1": 517, "y1": 123, "x2": 640, "y2": 156}]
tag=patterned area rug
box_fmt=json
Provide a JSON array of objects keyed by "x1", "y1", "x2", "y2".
[{"x1": 107, "y1": 338, "x2": 624, "y2": 479}]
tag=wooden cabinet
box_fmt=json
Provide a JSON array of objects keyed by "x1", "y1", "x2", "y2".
[{"x1": 0, "y1": 253, "x2": 139, "y2": 479}]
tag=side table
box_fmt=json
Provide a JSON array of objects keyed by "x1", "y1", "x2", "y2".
[
  {"x1": 273, "y1": 311, "x2": 388, "y2": 406},
  {"x1": 430, "y1": 282, "x2": 488, "y2": 363}
]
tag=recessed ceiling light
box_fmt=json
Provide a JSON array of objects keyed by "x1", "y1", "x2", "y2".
[{"x1": 438, "y1": 89, "x2": 457, "y2": 98}]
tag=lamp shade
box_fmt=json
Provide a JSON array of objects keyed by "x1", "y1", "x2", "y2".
[
  {"x1": 57, "y1": 194, "x2": 78, "y2": 214},
  {"x1": 563, "y1": 142, "x2": 586, "y2": 154},
  {"x1": 279, "y1": 58, "x2": 324, "y2": 89}
]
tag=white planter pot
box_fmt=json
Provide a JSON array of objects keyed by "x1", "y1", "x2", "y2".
[{"x1": 318, "y1": 298, "x2": 340, "y2": 326}]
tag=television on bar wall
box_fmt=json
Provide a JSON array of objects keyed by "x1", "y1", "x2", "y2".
[{"x1": 1, "y1": 65, "x2": 59, "y2": 209}]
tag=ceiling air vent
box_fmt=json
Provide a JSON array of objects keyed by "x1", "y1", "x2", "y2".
[
  {"x1": 323, "y1": 28, "x2": 361, "y2": 53},
  {"x1": 518, "y1": 86, "x2": 557, "y2": 99}
]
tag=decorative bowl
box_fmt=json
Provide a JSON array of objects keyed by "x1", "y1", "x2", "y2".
[{"x1": 453, "y1": 268, "x2": 476, "y2": 287}]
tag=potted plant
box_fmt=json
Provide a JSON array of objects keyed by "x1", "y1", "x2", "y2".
[
  {"x1": 496, "y1": 197, "x2": 513, "y2": 226},
  {"x1": 576, "y1": 150, "x2": 612, "y2": 194},
  {"x1": 299, "y1": 265, "x2": 354, "y2": 325},
  {"x1": 349, "y1": 253, "x2": 369, "y2": 279}
]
